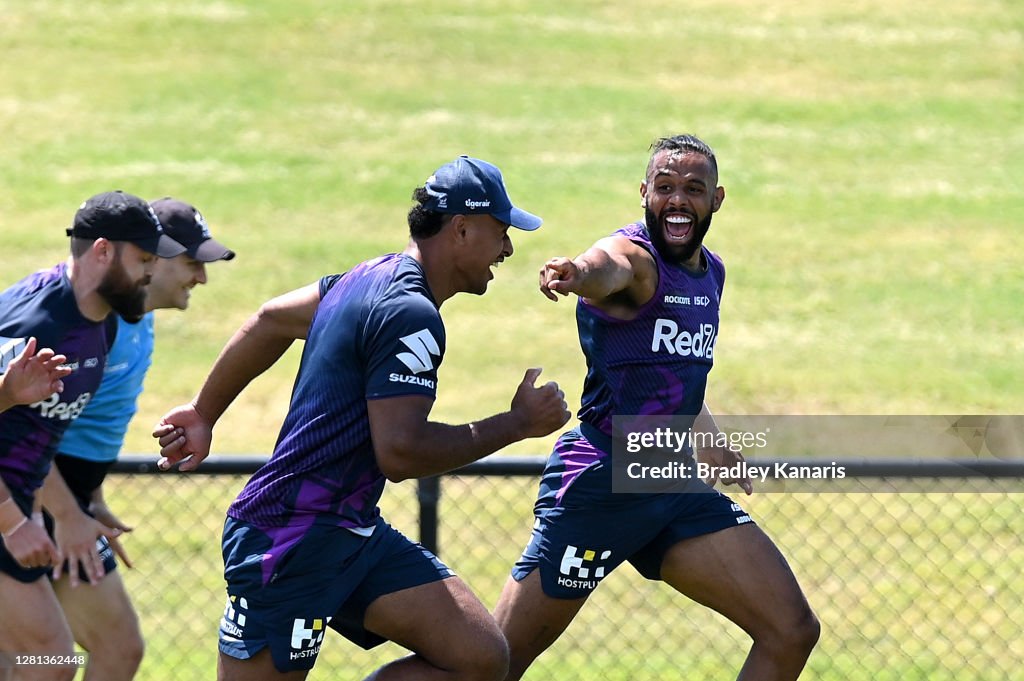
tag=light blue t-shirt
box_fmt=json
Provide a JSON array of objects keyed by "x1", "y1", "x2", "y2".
[{"x1": 57, "y1": 313, "x2": 155, "y2": 462}]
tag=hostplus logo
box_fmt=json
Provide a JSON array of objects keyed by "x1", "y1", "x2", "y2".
[
  {"x1": 650, "y1": 320, "x2": 716, "y2": 359},
  {"x1": 290, "y1": 617, "x2": 331, "y2": 660},
  {"x1": 391, "y1": 329, "x2": 440, "y2": 389},
  {"x1": 557, "y1": 545, "x2": 611, "y2": 591},
  {"x1": 220, "y1": 595, "x2": 248, "y2": 640}
]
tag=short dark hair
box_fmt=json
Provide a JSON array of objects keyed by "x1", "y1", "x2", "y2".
[
  {"x1": 71, "y1": 236, "x2": 127, "y2": 259},
  {"x1": 647, "y1": 134, "x2": 718, "y2": 179},
  {"x1": 408, "y1": 186, "x2": 452, "y2": 239},
  {"x1": 70, "y1": 236, "x2": 96, "y2": 258}
]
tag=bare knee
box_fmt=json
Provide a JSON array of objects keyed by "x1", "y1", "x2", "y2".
[
  {"x1": 459, "y1": 630, "x2": 509, "y2": 681},
  {"x1": 792, "y1": 606, "x2": 821, "y2": 654},
  {"x1": 763, "y1": 602, "x2": 820, "y2": 658},
  {"x1": 79, "y1": 616, "x2": 145, "y2": 675},
  {"x1": 505, "y1": 638, "x2": 546, "y2": 681},
  {"x1": 101, "y1": 627, "x2": 145, "y2": 671}
]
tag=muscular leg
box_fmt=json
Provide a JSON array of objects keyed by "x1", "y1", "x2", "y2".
[
  {"x1": 361, "y1": 576, "x2": 509, "y2": 681},
  {"x1": 660, "y1": 523, "x2": 819, "y2": 681},
  {"x1": 52, "y1": 570, "x2": 143, "y2": 681},
  {"x1": 493, "y1": 571, "x2": 589, "y2": 681},
  {"x1": 0, "y1": 573, "x2": 76, "y2": 681}
]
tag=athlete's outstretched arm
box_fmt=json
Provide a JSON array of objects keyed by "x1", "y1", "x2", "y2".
[
  {"x1": 539, "y1": 235, "x2": 658, "y2": 308},
  {"x1": 369, "y1": 368, "x2": 570, "y2": 482},
  {"x1": 153, "y1": 283, "x2": 321, "y2": 471}
]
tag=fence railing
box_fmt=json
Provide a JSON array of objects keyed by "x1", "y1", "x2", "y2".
[{"x1": 103, "y1": 454, "x2": 1023, "y2": 681}]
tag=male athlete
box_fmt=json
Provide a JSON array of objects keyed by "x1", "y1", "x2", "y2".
[
  {"x1": 0, "y1": 190, "x2": 184, "y2": 681},
  {"x1": 494, "y1": 135, "x2": 820, "y2": 681},
  {"x1": 154, "y1": 156, "x2": 571, "y2": 681},
  {"x1": 40, "y1": 197, "x2": 235, "y2": 681}
]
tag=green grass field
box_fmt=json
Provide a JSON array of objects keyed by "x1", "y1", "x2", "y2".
[{"x1": 2, "y1": 0, "x2": 1022, "y2": 678}]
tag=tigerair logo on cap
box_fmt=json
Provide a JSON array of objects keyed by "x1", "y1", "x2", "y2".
[
  {"x1": 146, "y1": 205, "x2": 165, "y2": 232},
  {"x1": 195, "y1": 209, "x2": 211, "y2": 238},
  {"x1": 465, "y1": 198, "x2": 491, "y2": 209}
]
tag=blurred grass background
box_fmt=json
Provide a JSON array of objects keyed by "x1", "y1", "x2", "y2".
[
  {"x1": 3, "y1": 0, "x2": 1021, "y2": 459},
  {"x1": 1, "y1": 1, "x2": 1022, "y2": 678}
]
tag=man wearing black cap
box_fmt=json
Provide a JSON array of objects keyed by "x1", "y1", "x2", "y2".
[
  {"x1": 39, "y1": 197, "x2": 235, "y2": 681},
  {"x1": 0, "y1": 190, "x2": 184, "y2": 679},
  {"x1": 153, "y1": 156, "x2": 569, "y2": 681}
]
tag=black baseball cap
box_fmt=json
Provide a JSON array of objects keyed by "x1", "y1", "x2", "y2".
[
  {"x1": 67, "y1": 191, "x2": 186, "y2": 258},
  {"x1": 150, "y1": 198, "x2": 235, "y2": 262},
  {"x1": 422, "y1": 156, "x2": 543, "y2": 231}
]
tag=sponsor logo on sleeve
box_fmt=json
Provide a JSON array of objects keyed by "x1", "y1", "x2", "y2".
[{"x1": 390, "y1": 329, "x2": 440, "y2": 389}]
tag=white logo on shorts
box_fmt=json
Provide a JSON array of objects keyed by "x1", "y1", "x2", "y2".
[
  {"x1": 220, "y1": 595, "x2": 248, "y2": 640},
  {"x1": 290, "y1": 617, "x2": 332, "y2": 659},
  {"x1": 557, "y1": 545, "x2": 611, "y2": 591},
  {"x1": 559, "y1": 544, "x2": 611, "y2": 579}
]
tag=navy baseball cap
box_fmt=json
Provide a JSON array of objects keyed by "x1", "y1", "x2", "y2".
[
  {"x1": 423, "y1": 156, "x2": 542, "y2": 231},
  {"x1": 67, "y1": 191, "x2": 186, "y2": 258},
  {"x1": 150, "y1": 198, "x2": 235, "y2": 262}
]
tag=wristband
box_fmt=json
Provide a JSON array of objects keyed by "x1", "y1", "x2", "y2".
[
  {"x1": 0, "y1": 498, "x2": 29, "y2": 538},
  {"x1": 1, "y1": 516, "x2": 28, "y2": 540}
]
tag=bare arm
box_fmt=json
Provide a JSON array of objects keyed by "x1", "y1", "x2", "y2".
[
  {"x1": 154, "y1": 283, "x2": 321, "y2": 471},
  {"x1": 368, "y1": 368, "x2": 570, "y2": 482},
  {"x1": 38, "y1": 466, "x2": 132, "y2": 585},
  {"x1": 0, "y1": 477, "x2": 61, "y2": 571},
  {"x1": 694, "y1": 402, "x2": 753, "y2": 495},
  {"x1": 539, "y1": 235, "x2": 658, "y2": 313}
]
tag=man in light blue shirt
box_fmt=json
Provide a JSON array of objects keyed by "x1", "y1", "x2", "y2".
[{"x1": 45, "y1": 198, "x2": 234, "y2": 681}]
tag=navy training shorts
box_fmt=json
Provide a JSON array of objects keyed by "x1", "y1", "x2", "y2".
[
  {"x1": 511, "y1": 429, "x2": 753, "y2": 599},
  {"x1": 218, "y1": 515, "x2": 455, "y2": 673}
]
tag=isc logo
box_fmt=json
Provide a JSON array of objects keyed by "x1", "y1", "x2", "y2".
[{"x1": 650, "y1": 320, "x2": 716, "y2": 359}]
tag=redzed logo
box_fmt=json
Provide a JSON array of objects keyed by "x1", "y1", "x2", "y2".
[{"x1": 650, "y1": 320, "x2": 716, "y2": 359}]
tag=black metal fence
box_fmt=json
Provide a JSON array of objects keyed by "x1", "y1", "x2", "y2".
[{"x1": 101, "y1": 455, "x2": 1023, "y2": 681}]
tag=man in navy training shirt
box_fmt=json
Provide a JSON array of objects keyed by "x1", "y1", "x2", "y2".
[
  {"x1": 0, "y1": 190, "x2": 184, "y2": 681},
  {"x1": 153, "y1": 156, "x2": 571, "y2": 681},
  {"x1": 40, "y1": 197, "x2": 235, "y2": 681},
  {"x1": 494, "y1": 135, "x2": 820, "y2": 681}
]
